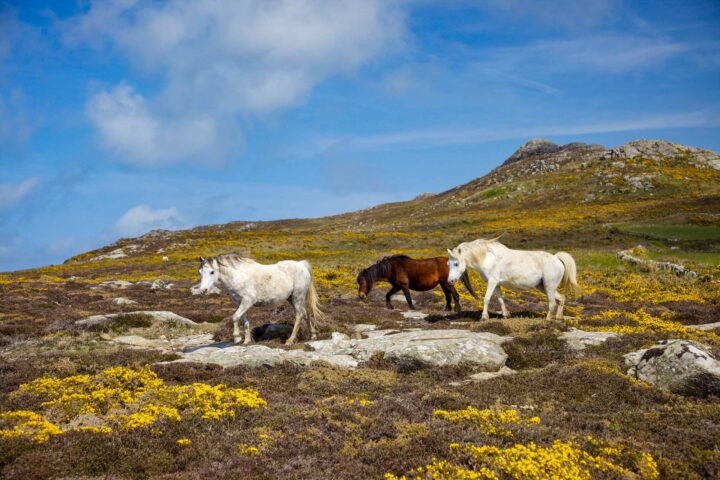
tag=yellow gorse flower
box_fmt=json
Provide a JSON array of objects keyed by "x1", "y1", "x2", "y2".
[
  {"x1": 433, "y1": 406, "x2": 540, "y2": 438},
  {"x1": 1, "y1": 366, "x2": 267, "y2": 443}
]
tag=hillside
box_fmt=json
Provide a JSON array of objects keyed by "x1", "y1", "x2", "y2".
[{"x1": 1, "y1": 139, "x2": 719, "y2": 479}]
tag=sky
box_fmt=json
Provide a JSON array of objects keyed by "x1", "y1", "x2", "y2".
[{"x1": 1, "y1": 0, "x2": 719, "y2": 272}]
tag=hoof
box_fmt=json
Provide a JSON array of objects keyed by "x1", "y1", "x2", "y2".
[
  {"x1": 285, "y1": 337, "x2": 297, "y2": 346},
  {"x1": 233, "y1": 337, "x2": 243, "y2": 345},
  {"x1": 310, "y1": 333, "x2": 318, "y2": 341},
  {"x1": 386, "y1": 304, "x2": 394, "y2": 310}
]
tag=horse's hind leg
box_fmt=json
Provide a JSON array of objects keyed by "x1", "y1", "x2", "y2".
[
  {"x1": 494, "y1": 286, "x2": 509, "y2": 319},
  {"x1": 545, "y1": 287, "x2": 557, "y2": 321},
  {"x1": 400, "y1": 285, "x2": 415, "y2": 310},
  {"x1": 555, "y1": 292, "x2": 566, "y2": 320}
]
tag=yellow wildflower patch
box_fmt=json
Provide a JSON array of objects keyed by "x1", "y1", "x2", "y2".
[
  {"x1": 433, "y1": 406, "x2": 539, "y2": 438},
  {"x1": 1, "y1": 366, "x2": 267, "y2": 443}
]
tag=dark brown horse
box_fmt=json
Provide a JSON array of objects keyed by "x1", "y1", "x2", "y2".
[{"x1": 357, "y1": 255, "x2": 478, "y2": 311}]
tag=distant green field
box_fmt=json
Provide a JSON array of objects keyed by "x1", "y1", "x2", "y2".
[{"x1": 617, "y1": 224, "x2": 720, "y2": 241}]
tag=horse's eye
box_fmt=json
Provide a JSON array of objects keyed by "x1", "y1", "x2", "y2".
[{"x1": 210, "y1": 270, "x2": 215, "y2": 275}]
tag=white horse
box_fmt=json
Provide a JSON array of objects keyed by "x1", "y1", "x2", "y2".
[
  {"x1": 197, "y1": 254, "x2": 324, "y2": 345},
  {"x1": 447, "y1": 238, "x2": 581, "y2": 321}
]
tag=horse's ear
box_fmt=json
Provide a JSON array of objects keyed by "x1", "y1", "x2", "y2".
[
  {"x1": 447, "y1": 249, "x2": 454, "y2": 257},
  {"x1": 199, "y1": 257, "x2": 205, "y2": 265}
]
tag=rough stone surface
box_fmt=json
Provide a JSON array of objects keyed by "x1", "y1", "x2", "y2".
[
  {"x1": 624, "y1": 339, "x2": 720, "y2": 397},
  {"x1": 504, "y1": 138, "x2": 561, "y2": 165},
  {"x1": 90, "y1": 248, "x2": 127, "y2": 261},
  {"x1": 110, "y1": 333, "x2": 214, "y2": 352},
  {"x1": 401, "y1": 310, "x2": 428, "y2": 320},
  {"x1": 151, "y1": 279, "x2": 174, "y2": 290},
  {"x1": 307, "y1": 329, "x2": 511, "y2": 370},
  {"x1": 190, "y1": 283, "x2": 221, "y2": 295},
  {"x1": 112, "y1": 297, "x2": 138, "y2": 306},
  {"x1": 91, "y1": 280, "x2": 133, "y2": 290},
  {"x1": 560, "y1": 328, "x2": 619, "y2": 352},
  {"x1": 161, "y1": 329, "x2": 511, "y2": 371},
  {"x1": 76, "y1": 311, "x2": 198, "y2": 328},
  {"x1": 164, "y1": 344, "x2": 359, "y2": 369},
  {"x1": 687, "y1": 321, "x2": 720, "y2": 332},
  {"x1": 617, "y1": 248, "x2": 697, "y2": 278},
  {"x1": 608, "y1": 140, "x2": 720, "y2": 170},
  {"x1": 451, "y1": 366, "x2": 517, "y2": 385}
]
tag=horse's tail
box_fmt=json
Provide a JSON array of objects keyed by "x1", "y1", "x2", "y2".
[
  {"x1": 301, "y1": 260, "x2": 326, "y2": 323},
  {"x1": 555, "y1": 252, "x2": 581, "y2": 297},
  {"x1": 460, "y1": 270, "x2": 479, "y2": 299}
]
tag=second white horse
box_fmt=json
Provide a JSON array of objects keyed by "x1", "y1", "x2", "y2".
[
  {"x1": 198, "y1": 254, "x2": 324, "y2": 345},
  {"x1": 447, "y1": 238, "x2": 580, "y2": 321}
]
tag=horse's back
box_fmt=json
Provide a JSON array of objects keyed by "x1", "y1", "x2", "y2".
[{"x1": 399, "y1": 256, "x2": 446, "y2": 290}]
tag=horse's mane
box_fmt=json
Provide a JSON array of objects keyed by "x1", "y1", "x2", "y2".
[
  {"x1": 211, "y1": 253, "x2": 255, "y2": 269},
  {"x1": 361, "y1": 254, "x2": 411, "y2": 283}
]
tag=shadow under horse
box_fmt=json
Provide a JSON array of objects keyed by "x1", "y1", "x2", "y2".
[{"x1": 357, "y1": 255, "x2": 478, "y2": 311}]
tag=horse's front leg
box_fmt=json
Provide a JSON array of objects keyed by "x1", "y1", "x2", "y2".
[
  {"x1": 385, "y1": 285, "x2": 400, "y2": 309},
  {"x1": 482, "y1": 280, "x2": 498, "y2": 321},
  {"x1": 231, "y1": 300, "x2": 252, "y2": 345},
  {"x1": 241, "y1": 313, "x2": 252, "y2": 345}
]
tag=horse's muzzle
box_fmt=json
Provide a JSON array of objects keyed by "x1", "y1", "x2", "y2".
[{"x1": 358, "y1": 292, "x2": 367, "y2": 300}]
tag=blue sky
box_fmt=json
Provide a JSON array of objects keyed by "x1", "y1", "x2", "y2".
[{"x1": 1, "y1": 0, "x2": 719, "y2": 272}]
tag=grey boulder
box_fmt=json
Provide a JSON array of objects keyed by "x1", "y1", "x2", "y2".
[{"x1": 624, "y1": 339, "x2": 720, "y2": 397}]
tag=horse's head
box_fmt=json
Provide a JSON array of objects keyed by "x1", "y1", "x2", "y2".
[
  {"x1": 357, "y1": 269, "x2": 372, "y2": 299},
  {"x1": 198, "y1": 257, "x2": 219, "y2": 294},
  {"x1": 446, "y1": 246, "x2": 467, "y2": 285}
]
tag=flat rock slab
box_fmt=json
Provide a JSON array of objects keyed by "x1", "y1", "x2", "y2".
[
  {"x1": 76, "y1": 311, "x2": 198, "y2": 328},
  {"x1": 307, "y1": 329, "x2": 511, "y2": 370},
  {"x1": 687, "y1": 322, "x2": 720, "y2": 332},
  {"x1": 401, "y1": 311, "x2": 428, "y2": 320},
  {"x1": 625, "y1": 339, "x2": 720, "y2": 397},
  {"x1": 560, "y1": 328, "x2": 619, "y2": 352},
  {"x1": 163, "y1": 344, "x2": 359, "y2": 369},
  {"x1": 90, "y1": 280, "x2": 133, "y2": 290},
  {"x1": 110, "y1": 334, "x2": 215, "y2": 352},
  {"x1": 160, "y1": 329, "x2": 511, "y2": 371},
  {"x1": 112, "y1": 297, "x2": 138, "y2": 306},
  {"x1": 451, "y1": 366, "x2": 517, "y2": 385}
]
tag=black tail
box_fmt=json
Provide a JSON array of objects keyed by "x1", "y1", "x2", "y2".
[{"x1": 460, "y1": 270, "x2": 479, "y2": 299}]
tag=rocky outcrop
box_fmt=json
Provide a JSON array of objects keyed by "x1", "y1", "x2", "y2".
[
  {"x1": 503, "y1": 139, "x2": 561, "y2": 165},
  {"x1": 76, "y1": 311, "x2": 198, "y2": 328},
  {"x1": 560, "y1": 328, "x2": 619, "y2": 352},
  {"x1": 163, "y1": 328, "x2": 512, "y2": 371},
  {"x1": 624, "y1": 339, "x2": 720, "y2": 397},
  {"x1": 617, "y1": 247, "x2": 697, "y2": 278},
  {"x1": 607, "y1": 140, "x2": 720, "y2": 170}
]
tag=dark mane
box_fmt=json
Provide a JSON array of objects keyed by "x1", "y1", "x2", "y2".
[{"x1": 360, "y1": 254, "x2": 412, "y2": 284}]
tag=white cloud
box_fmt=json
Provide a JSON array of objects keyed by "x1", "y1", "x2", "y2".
[
  {"x1": 66, "y1": 0, "x2": 406, "y2": 165},
  {"x1": 0, "y1": 177, "x2": 41, "y2": 209},
  {"x1": 85, "y1": 84, "x2": 227, "y2": 166},
  {"x1": 114, "y1": 204, "x2": 184, "y2": 236},
  {"x1": 479, "y1": 34, "x2": 690, "y2": 75}
]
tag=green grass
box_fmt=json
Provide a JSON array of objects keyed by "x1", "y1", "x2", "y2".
[{"x1": 617, "y1": 224, "x2": 720, "y2": 241}]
